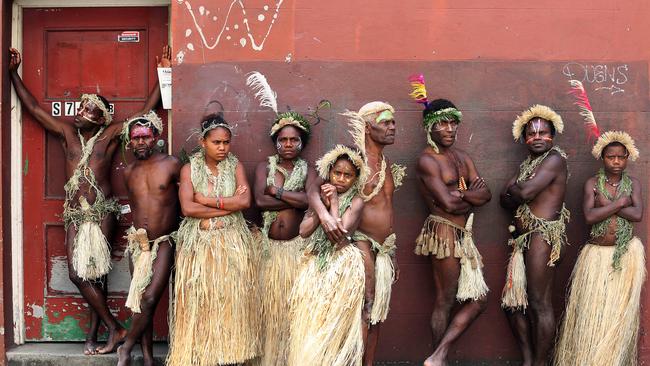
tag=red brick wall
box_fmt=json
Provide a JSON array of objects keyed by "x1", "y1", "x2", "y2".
[{"x1": 171, "y1": 1, "x2": 649, "y2": 362}]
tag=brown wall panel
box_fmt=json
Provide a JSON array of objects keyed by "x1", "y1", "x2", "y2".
[
  {"x1": 169, "y1": 0, "x2": 650, "y2": 362},
  {"x1": 171, "y1": 60, "x2": 648, "y2": 362}
]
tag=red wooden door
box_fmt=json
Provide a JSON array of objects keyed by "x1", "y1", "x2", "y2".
[{"x1": 22, "y1": 7, "x2": 169, "y2": 342}]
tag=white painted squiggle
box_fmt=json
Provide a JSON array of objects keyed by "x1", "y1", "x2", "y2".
[{"x1": 182, "y1": 0, "x2": 285, "y2": 52}]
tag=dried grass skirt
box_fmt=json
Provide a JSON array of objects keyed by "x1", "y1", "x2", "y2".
[
  {"x1": 254, "y1": 236, "x2": 305, "y2": 366},
  {"x1": 167, "y1": 224, "x2": 260, "y2": 365},
  {"x1": 554, "y1": 238, "x2": 646, "y2": 366},
  {"x1": 288, "y1": 245, "x2": 366, "y2": 366}
]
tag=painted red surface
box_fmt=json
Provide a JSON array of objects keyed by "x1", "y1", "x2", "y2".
[
  {"x1": 21, "y1": 7, "x2": 169, "y2": 341},
  {"x1": 0, "y1": 0, "x2": 11, "y2": 358},
  {"x1": 171, "y1": 1, "x2": 650, "y2": 363}
]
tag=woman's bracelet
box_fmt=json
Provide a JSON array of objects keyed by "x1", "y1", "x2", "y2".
[{"x1": 275, "y1": 187, "x2": 284, "y2": 200}]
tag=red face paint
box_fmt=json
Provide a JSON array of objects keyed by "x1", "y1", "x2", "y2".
[
  {"x1": 525, "y1": 136, "x2": 553, "y2": 144},
  {"x1": 130, "y1": 125, "x2": 154, "y2": 140}
]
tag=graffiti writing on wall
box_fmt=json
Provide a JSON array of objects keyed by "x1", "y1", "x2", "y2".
[
  {"x1": 562, "y1": 62, "x2": 628, "y2": 95},
  {"x1": 177, "y1": 0, "x2": 285, "y2": 63}
]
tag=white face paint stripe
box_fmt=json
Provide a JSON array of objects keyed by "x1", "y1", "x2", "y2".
[
  {"x1": 533, "y1": 119, "x2": 541, "y2": 136},
  {"x1": 276, "y1": 136, "x2": 302, "y2": 152}
]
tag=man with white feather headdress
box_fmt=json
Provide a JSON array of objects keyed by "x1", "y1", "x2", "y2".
[{"x1": 307, "y1": 99, "x2": 406, "y2": 365}]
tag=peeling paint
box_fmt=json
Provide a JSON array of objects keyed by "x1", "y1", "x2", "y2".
[
  {"x1": 107, "y1": 257, "x2": 132, "y2": 293},
  {"x1": 49, "y1": 255, "x2": 131, "y2": 293},
  {"x1": 43, "y1": 314, "x2": 86, "y2": 340},
  {"x1": 23, "y1": 156, "x2": 29, "y2": 176},
  {"x1": 28, "y1": 303, "x2": 45, "y2": 319},
  {"x1": 176, "y1": 50, "x2": 185, "y2": 64},
  {"x1": 49, "y1": 256, "x2": 77, "y2": 293}
]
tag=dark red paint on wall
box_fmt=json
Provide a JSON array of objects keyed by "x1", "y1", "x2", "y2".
[
  {"x1": 170, "y1": 0, "x2": 649, "y2": 362},
  {"x1": 170, "y1": 60, "x2": 648, "y2": 362}
]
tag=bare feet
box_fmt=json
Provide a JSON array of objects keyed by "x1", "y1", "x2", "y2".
[
  {"x1": 424, "y1": 354, "x2": 448, "y2": 366},
  {"x1": 117, "y1": 345, "x2": 131, "y2": 366},
  {"x1": 97, "y1": 327, "x2": 127, "y2": 354},
  {"x1": 83, "y1": 339, "x2": 99, "y2": 355},
  {"x1": 142, "y1": 353, "x2": 155, "y2": 366}
]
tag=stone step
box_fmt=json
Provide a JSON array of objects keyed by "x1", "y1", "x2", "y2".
[
  {"x1": 7, "y1": 343, "x2": 167, "y2": 366},
  {"x1": 7, "y1": 343, "x2": 517, "y2": 365}
]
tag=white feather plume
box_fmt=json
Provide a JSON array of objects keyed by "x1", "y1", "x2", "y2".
[
  {"x1": 342, "y1": 110, "x2": 366, "y2": 156},
  {"x1": 246, "y1": 71, "x2": 278, "y2": 114}
]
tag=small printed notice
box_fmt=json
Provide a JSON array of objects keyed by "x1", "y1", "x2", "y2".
[
  {"x1": 118, "y1": 31, "x2": 140, "y2": 43},
  {"x1": 157, "y1": 67, "x2": 172, "y2": 109},
  {"x1": 120, "y1": 204, "x2": 131, "y2": 215}
]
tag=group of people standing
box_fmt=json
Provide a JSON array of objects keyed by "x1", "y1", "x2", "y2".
[{"x1": 8, "y1": 45, "x2": 645, "y2": 366}]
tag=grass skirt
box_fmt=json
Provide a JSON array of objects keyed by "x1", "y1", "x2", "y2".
[
  {"x1": 554, "y1": 238, "x2": 646, "y2": 366},
  {"x1": 167, "y1": 221, "x2": 260, "y2": 365},
  {"x1": 353, "y1": 232, "x2": 397, "y2": 324},
  {"x1": 254, "y1": 236, "x2": 305, "y2": 366},
  {"x1": 124, "y1": 227, "x2": 170, "y2": 313},
  {"x1": 72, "y1": 221, "x2": 112, "y2": 281},
  {"x1": 416, "y1": 214, "x2": 488, "y2": 301},
  {"x1": 288, "y1": 245, "x2": 366, "y2": 366},
  {"x1": 371, "y1": 249, "x2": 394, "y2": 324}
]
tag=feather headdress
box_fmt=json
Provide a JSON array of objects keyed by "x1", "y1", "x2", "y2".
[
  {"x1": 342, "y1": 110, "x2": 367, "y2": 156},
  {"x1": 270, "y1": 111, "x2": 311, "y2": 136},
  {"x1": 591, "y1": 130, "x2": 639, "y2": 161},
  {"x1": 408, "y1": 74, "x2": 428, "y2": 105},
  {"x1": 512, "y1": 104, "x2": 564, "y2": 141},
  {"x1": 246, "y1": 71, "x2": 315, "y2": 138},
  {"x1": 121, "y1": 110, "x2": 163, "y2": 144},
  {"x1": 315, "y1": 144, "x2": 368, "y2": 190},
  {"x1": 568, "y1": 80, "x2": 600, "y2": 141},
  {"x1": 246, "y1": 71, "x2": 278, "y2": 114},
  {"x1": 407, "y1": 74, "x2": 462, "y2": 127},
  {"x1": 407, "y1": 74, "x2": 462, "y2": 152},
  {"x1": 342, "y1": 101, "x2": 395, "y2": 157}
]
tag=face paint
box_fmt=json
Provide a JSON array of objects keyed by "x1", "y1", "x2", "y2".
[
  {"x1": 532, "y1": 118, "x2": 541, "y2": 134},
  {"x1": 77, "y1": 101, "x2": 102, "y2": 125},
  {"x1": 275, "y1": 128, "x2": 302, "y2": 159},
  {"x1": 81, "y1": 114, "x2": 97, "y2": 123},
  {"x1": 130, "y1": 125, "x2": 154, "y2": 140},
  {"x1": 375, "y1": 110, "x2": 394, "y2": 123},
  {"x1": 433, "y1": 120, "x2": 459, "y2": 132},
  {"x1": 525, "y1": 136, "x2": 553, "y2": 144},
  {"x1": 524, "y1": 118, "x2": 552, "y2": 144}
]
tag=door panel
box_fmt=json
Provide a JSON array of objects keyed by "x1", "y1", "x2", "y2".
[{"x1": 22, "y1": 7, "x2": 169, "y2": 342}]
